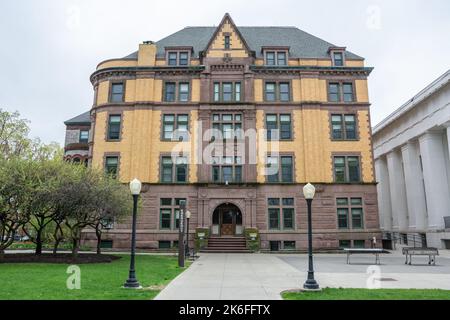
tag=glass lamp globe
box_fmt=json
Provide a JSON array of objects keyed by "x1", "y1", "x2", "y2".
[
  {"x1": 303, "y1": 183, "x2": 316, "y2": 200},
  {"x1": 129, "y1": 178, "x2": 142, "y2": 195}
]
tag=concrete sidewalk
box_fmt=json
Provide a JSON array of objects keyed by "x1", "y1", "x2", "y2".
[{"x1": 155, "y1": 252, "x2": 450, "y2": 300}]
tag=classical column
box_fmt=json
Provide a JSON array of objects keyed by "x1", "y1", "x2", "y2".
[
  {"x1": 386, "y1": 150, "x2": 409, "y2": 231},
  {"x1": 419, "y1": 131, "x2": 450, "y2": 230},
  {"x1": 401, "y1": 142, "x2": 428, "y2": 231},
  {"x1": 375, "y1": 157, "x2": 392, "y2": 231}
]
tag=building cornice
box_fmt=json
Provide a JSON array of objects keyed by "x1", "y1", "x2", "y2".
[
  {"x1": 250, "y1": 65, "x2": 373, "y2": 76},
  {"x1": 373, "y1": 69, "x2": 450, "y2": 135},
  {"x1": 90, "y1": 66, "x2": 206, "y2": 84}
]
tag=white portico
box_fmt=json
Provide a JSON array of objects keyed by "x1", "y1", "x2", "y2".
[{"x1": 373, "y1": 69, "x2": 450, "y2": 249}]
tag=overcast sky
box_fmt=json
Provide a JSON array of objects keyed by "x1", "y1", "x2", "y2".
[{"x1": 1, "y1": 0, "x2": 449, "y2": 145}]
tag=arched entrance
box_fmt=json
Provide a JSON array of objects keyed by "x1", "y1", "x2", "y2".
[{"x1": 212, "y1": 203, "x2": 243, "y2": 236}]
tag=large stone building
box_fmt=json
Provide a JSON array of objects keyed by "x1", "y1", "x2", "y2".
[
  {"x1": 373, "y1": 69, "x2": 450, "y2": 249},
  {"x1": 65, "y1": 14, "x2": 380, "y2": 252}
]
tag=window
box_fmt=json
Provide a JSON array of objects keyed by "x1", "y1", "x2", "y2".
[
  {"x1": 268, "y1": 208, "x2": 280, "y2": 229},
  {"x1": 353, "y1": 240, "x2": 365, "y2": 248},
  {"x1": 235, "y1": 83, "x2": 241, "y2": 101},
  {"x1": 224, "y1": 35, "x2": 230, "y2": 49},
  {"x1": 162, "y1": 115, "x2": 175, "y2": 140},
  {"x1": 277, "y1": 52, "x2": 287, "y2": 66},
  {"x1": 105, "y1": 156, "x2": 118, "y2": 178},
  {"x1": 265, "y1": 82, "x2": 276, "y2": 101},
  {"x1": 79, "y1": 130, "x2": 89, "y2": 143},
  {"x1": 213, "y1": 82, "x2": 242, "y2": 102},
  {"x1": 333, "y1": 52, "x2": 344, "y2": 67},
  {"x1": 176, "y1": 157, "x2": 187, "y2": 183},
  {"x1": 333, "y1": 156, "x2": 361, "y2": 183},
  {"x1": 161, "y1": 156, "x2": 188, "y2": 183},
  {"x1": 160, "y1": 209, "x2": 172, "y2": 229},
  {"x1": 265, "y1": 51, "x2": 288, "y2": 66},
  {"x1": 281, "y1": 157, "x2": 293, "y2": 183},
  {"x1": 211, "y1": 157, "x2": 242, "y2": 183},
  {"x1": 179, "y1": 52, "x2": 189, "y2": 66},
  {"x1": 107, "y1": 115, "x2": 121, "y2": 140},
  {"x1": 110, "y1": 83, "x2": 124, "y2": 103},
  {"x1": 268, "y1": 197, "x2": 295, "y2": 230},
  {"x1": 211, "y1": 113, "x2": 242, "y2": 141},
  {"x1": 162, "y1": 114, "x2": 189, "y2": 141},
  {"x1": 266, "y1": 52, "x2": 275, "y2": 66},
  {"x1": 337, "y1": 197, "x2": 364, "y2": 229},
  {"x1": 328, "y1": 82, "x2": 355, "y2": 103},
  {"x1": 279, "y1": 114, "x2": 292, "y2": 140},
  {"x1": 339, "y1": 240, "x2": 351, "y2": 248},
  {"x1": 167, "y1": 51, "x2": 189, "y2": 66},
  {"x1": 266, "y1": 114, "x2": 292, "y2": 141},
  {"x1": 279, "y1": 83, "x2": 290, "y2": 102},
  {"x1": 179, "y1": 83, "x2": 190, "y2": 102},
  {"x1": 328, "y1": 83, "x2": 340, "y2": 102},
  {"x1": 164, "y1": 82, "x2": 176, "y2": 102},
  {"x1": 160, "y1": 198, "x2": 186, "y2": 230},
  {"x1": 158, "y1": 241, "x2": 171, "y2": 249},
  {"x1": 168, "y1": 52, "x2": 178, "y2": 66},
  {"x1": 161, "y1": 157, "x2": 173, "y2": 183},
  {"x1": 267, "y1": 156, "x2": 279, "y2": 183},
  {"x1": 284, "y1": 241, "x2": 295, "y2": 250},
  {"x1": 223, "y1": 83, "x2": 233, "y2": 102},
  {"x1": 214, "y1": 83, "x2": 220, "y2": 102},
  {"x1": 265, "y1": 82, "x2": 290, "y2": 102},
  {"x1": 343, "y1": 83, "x2": 354, "y2": 102},
  {"x1": 331, "y1": 114, "x2": 357, "y2": 140},
  {"x1": 267, "y1": 156, "x2": 293, "y2": 183}
]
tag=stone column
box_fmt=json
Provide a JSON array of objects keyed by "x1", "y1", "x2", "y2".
[
  {"x1": 419, "y1": 131, "x2": 450, "y2": 230},
  {"x1": 401, "y1": 142, "x2": 428, "y2": 231},
  {"x1": 386, "y1": 150, "x2": 409, "y2": 231},
  {"x1": 375, "y1": 157, "x2": 392, "y2": 231}
]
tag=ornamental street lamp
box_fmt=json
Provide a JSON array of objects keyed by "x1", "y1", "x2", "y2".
[
  {"x1": 124, "y1": 178, "x2": 142, "y2": 289},
  {"x1": 185, "y1": 210, "x2": 191, "y2": 257},
  {"x1": 303, "y1": 183, "x2": 320, "y2": 290},
  {"x1": 178, "y1": 200, "x2": 186, "y2": 268}
]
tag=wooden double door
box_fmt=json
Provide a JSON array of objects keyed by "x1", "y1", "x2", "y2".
[{"x1": 214, "y1": 205, "x2": 242, "y2": 236}]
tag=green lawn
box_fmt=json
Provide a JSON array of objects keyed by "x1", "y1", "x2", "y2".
[
  {"x1": 0, "y1": 254, "x2": 187, "y2": 300},
  {"x1": 282, "y1": 288, "x2": 450, "y2": 300}
]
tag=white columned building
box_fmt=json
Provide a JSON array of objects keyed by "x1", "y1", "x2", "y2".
[{"x1": 373, "y1": 70, "x2": 450, "y2": 249}]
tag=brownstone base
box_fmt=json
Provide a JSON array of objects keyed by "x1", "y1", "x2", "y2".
[{"x1": 81, "y1": 183, "x2": 381, "y2": 252}]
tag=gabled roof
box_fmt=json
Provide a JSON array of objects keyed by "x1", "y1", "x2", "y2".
[
  {"x1": 202, "y1": 13, "x2": 253, "y2": 57},
  {"x1": 124, "y1": 24, "x2": 363, "y2": 60},
  {"x1": 64, "y1": 111, "x2": 91, "y2": 125}
]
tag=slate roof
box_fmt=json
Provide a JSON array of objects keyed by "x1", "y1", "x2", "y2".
[
  {"x1": 123, "y1": 26, "x2": 363, "y2": 60},
  {"x1": 64, "y1": 111, "x2": 91, "y2": 125}
]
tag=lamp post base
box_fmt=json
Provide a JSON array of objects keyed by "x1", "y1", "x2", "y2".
[
  {"x1": 123, "y1": 279, "x2": 142, "y2": 289},
  {"x1": 303, "y1": 279, "x2": 320, "y2": 291}
]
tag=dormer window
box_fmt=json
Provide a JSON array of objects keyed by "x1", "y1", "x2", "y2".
[
  {"x1": 168, "y1": 52, "x2": 178, "y2": 66},
  {"x1": 179, "y1": 52, "x2": 189, "y2": 65},
  {"x1": 263, "y1": 48, "x2": 289, "y2": 66},
  {"x1": 166, "y1": 48, "x2": 192, "y2": 66},
  {"x1": 333, "y1": 52, "x2": 344, "y2": 67},
  {"x1": 329, "y1": 47, "x2": 346, "y2": 67}
]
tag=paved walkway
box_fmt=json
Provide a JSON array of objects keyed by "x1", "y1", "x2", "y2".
[{"x1": 155, "y1": 252, "x2": 450, "y2": 300}]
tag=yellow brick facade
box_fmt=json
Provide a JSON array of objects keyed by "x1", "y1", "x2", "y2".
[
  {"x1": 255, "y1": 109, "x2": 374, "y2": 184},
  {"x1": 92, "y1": 109, "x2": 198, "y2": 184}
]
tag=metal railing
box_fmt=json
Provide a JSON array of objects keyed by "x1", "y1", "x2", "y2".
[{"x1": 383, "y1": 232, "x2": 427, "y2": 249}]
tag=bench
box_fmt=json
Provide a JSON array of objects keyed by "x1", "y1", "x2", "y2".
[
  {"x1": 402, "y1": 247, "x2": 439, "y2": 265},
  {"x1": 343, "y1": 248, "x2": 385, "y2": 265}
]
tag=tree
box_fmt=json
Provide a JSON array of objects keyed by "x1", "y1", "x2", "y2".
[
  {"x1": 0, "y1": 108, "x2": 31, "y2": 159},
  {"x1": 21, "y1": 159, "x2": 65, "y2": 255},
  {"x1": 89, "y1": 175, "x2": 131, "y2": 254},
  {"x1": 0, "y1": 158, "x2": 32, "y2": 256}
]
